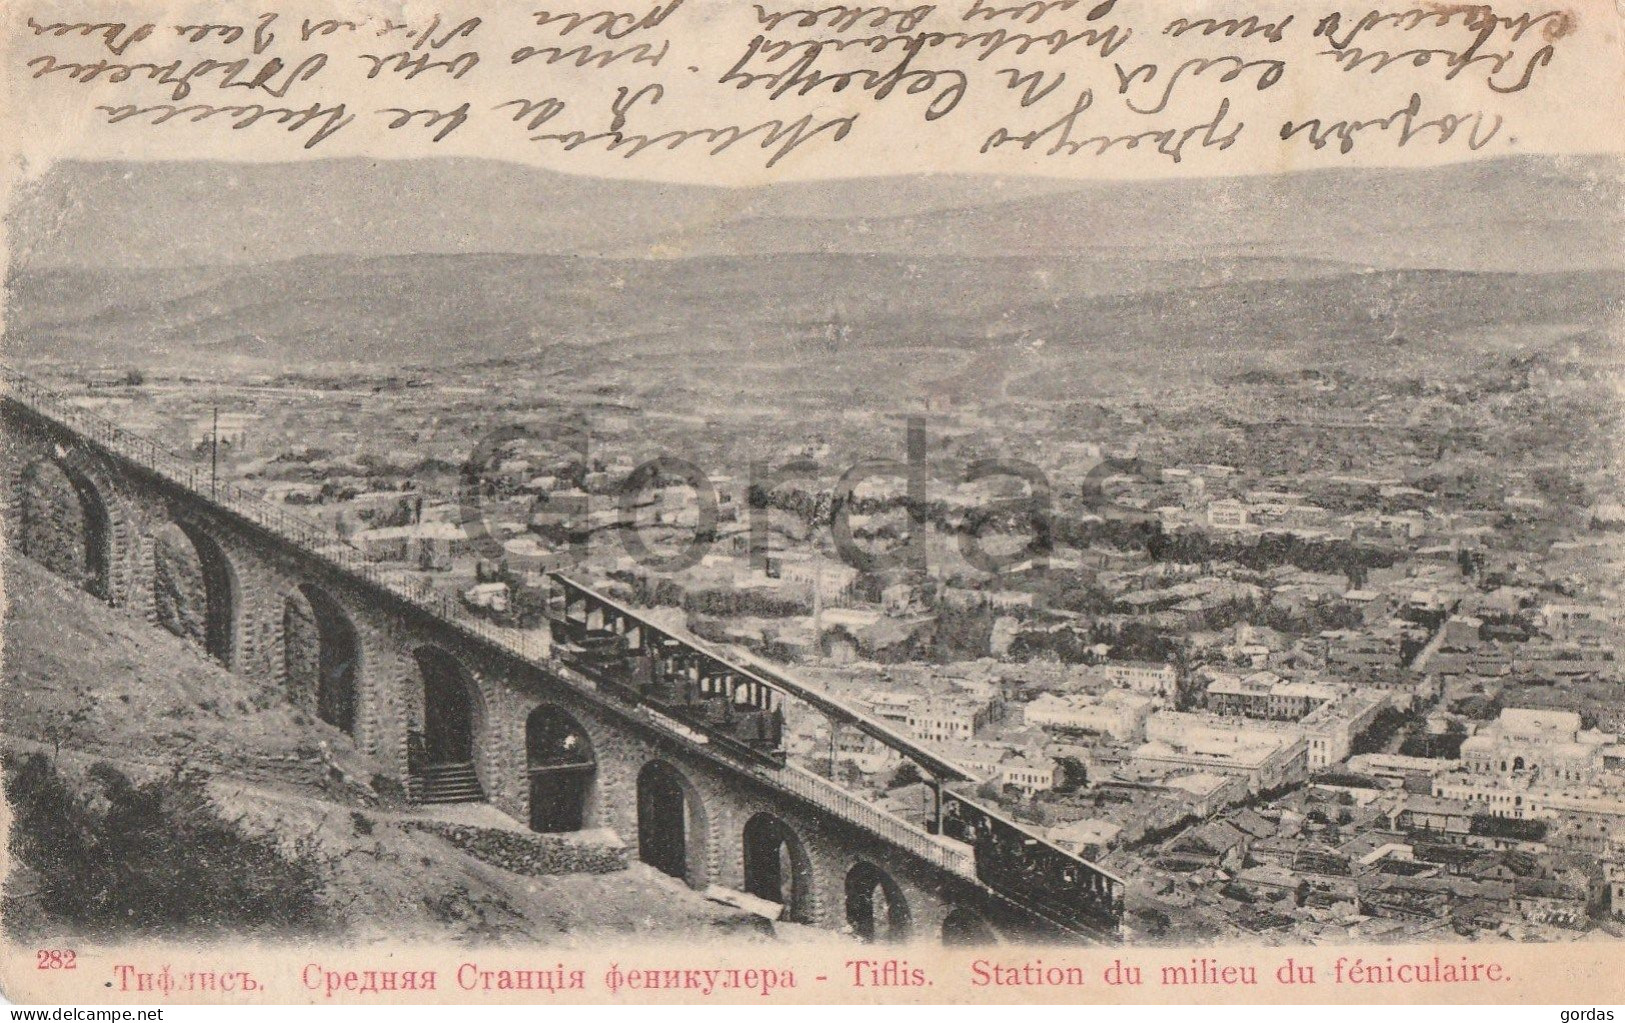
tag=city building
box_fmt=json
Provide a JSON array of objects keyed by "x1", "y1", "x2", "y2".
[
  {"x1": 935, "y1": 739, "x2": 1012, "y2": 781},
  {"x1": 1458, "y1": 709, "x2": 1619, "y2": 784},
  {"x1": 1323, "y1": 629, "x2": 1403, "y2": 672},
  {"x1": 1205, "y1": 671, "x2": 1340, "y2": 721},
  {"x1": 1303, "y1": 692, "x2": 1388, "y2": 770},
  {"x1": 1000, "y1": 754, "x2": 1059, "y2": 795},
  {"x1": 1131, "y1": 713, "x2": 1308, "y2": 793},
  {"x1": 1432, "y1": 773, "x2": 1625, "y2": 826},
  {"x1": 864, "y1": 691, "x2": 917, "y2": 727},
  {"x1": 1021, "y1": 689, "x2": 1154, "y2": 741},
  {"x1": 1605, "y1": 831, "x2": 1625, "y2": 919},
  {"x1": 351, "y1": 521, "x2": 473, "y2": 570},
  {"x1": 905, "y1": 695, "x2": 1003, "y2": 744},
  {"x1": 1158, "y1": 771, "x2": 1249, "y2": 817},
  {"x1": 1047, "y1": 818, "x2": 1122, "y2": 858},
  {"x1": 1542, "y1": 602, "x2": 1623, "y2": 642},
  {"x1": 833, "y1": 728, "x2": 902, "y2": 775},
  {"x1": 1101, "y1": 659, "x2": 1178, "y2": 697},
  {"x1": 1207, "y1": 499, "x2": 1251, "y2": 530}
]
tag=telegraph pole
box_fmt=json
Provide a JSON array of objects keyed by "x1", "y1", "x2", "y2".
[{"x1": 210, "y1": 406, "x2": 219, "y2": 499}]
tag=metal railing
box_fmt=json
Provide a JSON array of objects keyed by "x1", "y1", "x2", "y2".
[
  {"x1": 779, "y1": 762, "x2": 977, "y2": 877},
  {"x1": 0, "y1": 368, "x2": 982, "y2": 883}
]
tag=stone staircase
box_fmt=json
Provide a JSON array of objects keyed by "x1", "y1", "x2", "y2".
[{"x1": 412, "y1": 761, "x2": 485, "y2": 804}]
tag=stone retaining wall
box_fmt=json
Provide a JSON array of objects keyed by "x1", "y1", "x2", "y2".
[{"x1": 403, "y1": 821, "x2": 627, "y2": 877}]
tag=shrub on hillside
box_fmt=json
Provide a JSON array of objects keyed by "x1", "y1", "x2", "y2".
[{"x1": 4, "y1": 754, "x2": 334, "y2": 938}]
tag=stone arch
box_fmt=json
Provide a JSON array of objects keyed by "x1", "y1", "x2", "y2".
[
  {"x1": 940, "y1": 905, "x2": 999, "y2": 946},
  {"x1": 283, "y1": 583, "x2": 361, "y2": 735},
  {"x1": 151, "y1": 518, "x2": 239, "y2": 667},
  {"x1": 526, "y1": 704, "x2": 596, "y2": 833},
  {"x1": 14, "y1": 452, "x2": 115, "y2": 601},
  {"x1": 844, "y1": 860, "x2": 911, "y2": 941},
  {"x1": 413, "y1": 645, "x2": 485, "y2": 765},
  {"x1": 741, "y1": 812, "x2": 816, "y2": 923},
  {"x1": 636, "y1": 759, "x2": 710, "y2": 888},
  {"x1": 1512, "y1": 756, "x2": 1526, "y2": 772}
]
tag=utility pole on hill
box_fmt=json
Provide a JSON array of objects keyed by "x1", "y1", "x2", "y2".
[{"x1": 210, "y1": 406, "x2": 219, "y2": 499}]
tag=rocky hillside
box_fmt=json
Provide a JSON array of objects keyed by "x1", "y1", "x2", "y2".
[{"x1": 1, "y1": 552, "x2": 763, "y2": 944}]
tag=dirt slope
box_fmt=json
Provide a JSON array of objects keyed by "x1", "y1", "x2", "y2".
[{"x1": 1, "y1": 552, "x2": 761, "y2": 944}]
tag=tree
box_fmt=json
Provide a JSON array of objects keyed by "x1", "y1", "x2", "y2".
[
  {"x1": 41, "y1": 683, "x2": 94, "y2": 759},
  {"x1": 889, "y1": 762, "x2": 924, "y2": 789},
  {"x1": 930, "y1": 605, "x2": 993, "y2": 662},
  {"x1": 1346, "y1": 562, "x2": 1368, "y2": 590},
  {"x1": 1054, "y1": 756, "x2": 1088, "y2": 792}
]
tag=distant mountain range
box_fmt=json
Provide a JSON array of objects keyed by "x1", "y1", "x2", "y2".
[
  {"x1": 5, "y1": 250, "x2": 1618, "y2": 373},
  {"x1": 7, "y1": 153, "x2": 1621, "y2": 273},
  {"x1": 4, "y1": 154, "x2": 1619, "y2": 375}
]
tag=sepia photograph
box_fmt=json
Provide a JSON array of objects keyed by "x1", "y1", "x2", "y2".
[{"x1": 0, "y1": 0, "x2": 1621, "y2": 1009}]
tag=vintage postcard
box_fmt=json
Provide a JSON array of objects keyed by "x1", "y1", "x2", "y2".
[{"x1": 0, "y1": 0, "x2": 1622, "y2": 1007}]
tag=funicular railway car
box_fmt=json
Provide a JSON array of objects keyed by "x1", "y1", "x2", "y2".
[
  {"x1": 548, "y1": 615, "x2": 642, "y2": 701},
  {"x1": 642, "y1": 676, "x2": 788, "y2": 768},
  {"x1": 939, "y1": 791, "x2": 1124, "y2": 935},
  {"x1": 547, "y1": 587, "x2": 786, "y2": 766}
]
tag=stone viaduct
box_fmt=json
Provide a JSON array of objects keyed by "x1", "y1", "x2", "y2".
[{"x1": 2, "y1": 372, "x2": 1122, "y2": 945}]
